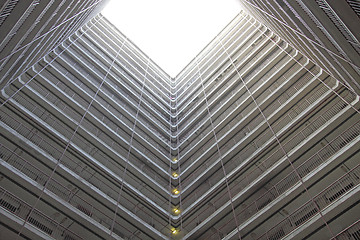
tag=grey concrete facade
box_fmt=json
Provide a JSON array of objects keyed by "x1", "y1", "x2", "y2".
[
  {"x1": 238, "y1": 0, "x2": 360, "y2": 94},
  {"x1": 0, "y1": 2, "x2": 359, "y2": 240},
  {"x1": 0, "y1": 0, "x2": 109, "y2": 89}
]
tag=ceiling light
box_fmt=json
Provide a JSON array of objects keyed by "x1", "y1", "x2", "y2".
[
  {"x1": 172, "y1": 172, "x2": 179, "y2": 178},
  {"x1": 171, "y1": 228, "x2": 179, "y2": 235},
  {"x1": 172, "y1": 188, "x2": 180, "y2": 195}
]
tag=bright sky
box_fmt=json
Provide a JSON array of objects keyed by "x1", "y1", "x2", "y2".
[{"x1": 102, "y1": 0, "x2": 242, "y2": 77}]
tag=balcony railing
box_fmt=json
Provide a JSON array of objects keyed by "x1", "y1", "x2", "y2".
[
  {"x1": 0, "y1": 144, "x2": 164, "y2": 239},
  {"x1": 176, "y1": 14, "x2": 256, "y2": 90},
  {"x1": 178, "y1": 47, "x2": 302, "y2": 149},
  {"x1": 180, "y1": 67, "x2": 330, "y2": 189},
  {"x1": 177, "y1": 21, "x2": 263, "y2": 103},
  {"x1": 45, "y1": 59, "x2": 171, "y2": 147},
  {"x1": 18, "y1": 69, "x2": 171, "y2": 168},
  {"x1": 175, "y1": 14, "x2": 249, "y2": 87},
  {"x1": 179, "y1": 56, "x2": 305, "y2": 161},
  {"x1": 181, "y1": 95, "x2": 355, "y2": 225},
  {"x1": 80, "y1": 25, "x2": 171, "y2": 96},
  {"x1": 0, "y1": 186, "x2": 83, "y2": 240},
  {"x1": 0, "y1": 110, "x2": 170, "y2": 229},
  {"x1": 177, "y1": 25, "x2": 270, "y2": 108},
  {"x1": 60, "y1": 55, "x2": 171, "y2": 138},
  {"x1": 77, "y1": 28, "x2": 171, "y2": 102},
  {"x1": 218, "y1": 120, "x2": 360, "y2": 238},
  {"x1": 257, "y1": 164, "x2": 360, "y2": 240},
  {"x1": 70, "y1": 39, "x2": 171, "y2": 113},
  {"x1": 332, "y1": 219, "x2": 360, "y2": 240},
  {"x1": 60, "y1": 46, "x2": 171, "y2": 129},
  {"x1": 6, "y1": 85, "x2": 170, "y2": 187}
]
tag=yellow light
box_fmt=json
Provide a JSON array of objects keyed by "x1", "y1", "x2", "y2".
[
  {"x1": 172, "y1": 157, "x2": 178, "y2": 163},
  {"x1": 171, "y1": 228, "x2": 178, "y2": 235},
  {"x1": 172, "y1": 172, "x2": 179, "y2": 178},
  {"x1": 173, "y1": 208, "x2": 180, "y2": 214},
  {"x1": 173, "y1": 188, "x2": 180, "y2": 195}
]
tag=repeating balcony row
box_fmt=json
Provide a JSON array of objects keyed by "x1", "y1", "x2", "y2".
[
  {"x1": 315, "y1": 0, "x2": 360, "y2": 56},
  {"x1": 0, "y1": 0, "x2": 97, "y2": 84},
  {"x1": 246, "y1": 0, "x2": 358, "y2": 87},
  {"x1": 191, "y1": 13, "x2": 258, "y2": 85},
  {"x1": 1, "y1": 61, "x2": 346, "y2": 229},
  {"x1": 64, "y1": 39, "x2": 171, "y2": 132},
  {"x1": 179, "y1": 98, "x2": 345, "y2": 215},
  {"x1": 42, "y1": 54, "x2": 172, "y2": 150},
  {"x1": 2, "y1": 78, "x2": 174, "y2": 198},
  {"x1": 20, "y1": 20, "x2": 346, "y2": 192},
  {"x1": 73, "y1": 26, "x2": 171, "y2": 110},
  {"x1": 81, "y1": 20, "x2": 171, "y2": 102},
  {"x1": 178, "y1": 80, "x2": 356, "y2": 213},
  {"x1": 0, "y1": 150, "x2": 146, "y2": 240},
  {"x1": 181, "y1": 96, "x2": 359, "y2": 238},
  {"x1": 2, "y1": 87, "x2": 352, "y2": 238},
  {"x1": 175, "y1": 12, "x2": 252, "y2": 90},
  {"x1": 197, "y1": 118, "x2": 360, "y2": 239},
  {"x1": 177, "y1": 36, "x2": 282, "y2": 134},
  {"x1": 3, "y1": 75, "x2": 354, "y2": 234},
  {"x1": 176, "y1": 41, "x2": 282, "y2": 154},
  {"x1": 178, "y1": 55, "x2": 315, "y2": 177},
  {"x1": 176, "y1": 17, "x2": 268, "y2": 108},
  {"x1": 262, "y1": 1, "x2": 360, "y2": 87},
  {"x1": 258, "y1": 6, "x2": 327, "y2": 77},
  {"x1": 57, "y1": 41, "x2": 171, "y2": 130},
  {"x1": 255, "y1": 164, "x2": 360, "y2": 240},
  {"x1": 89, "y1": 17, "x2": 151, "y2": 78},
  {"x1": 174, "y1": 12, "x2": 244, "y2": 86},
  {"x1": 295, "y1": 0, "x2": 360, "y2": 77},
  {"x1": 178, "y1": 53, "x2": 307, "y2": 166},
  {"x1": 332, "y1": 219, "x2": 360, "y2": 240},
  {"x1": 0, "y1": 186, "x2": 84, "y2": 240},
  {"x1": 175, "y1": 13, "x2": 256, "y2": 94},
  {"x1": 182, "y1": 79, "x2": 350, "y2": 199},
  {"x1": 247, "y1": 0, "x2": 330, "y2": 74},
  {"x1": 0, "y1": 0, "x2": 56, "y2": 80},
  {"x1": 0, "y1": 110, "x2": 171, "y2": 238},
  {"x1": 177, "y1": 29, "x2": 269, "y2": 104},
  {"x1": 177, "y1": 25, "x2": 272, "y2": 109},
  {"x1": 90, "y1": 16, "x2": 171, "y2": 89},
  {"x1": 176, "y1": 39, "x2": 293, "y2": 145},
  {"x1": 2, "y1": 79, "x2": 172, "y2": 194},
  {"x1": 14, "y1": 67, "x2": 171, "y2": 167},
  {"x1": 0, "y1": 143, "x2": 169, "y2": 239},
  {"x1": 55, "y1": 46, "x2": 170, "y2": 136},
  {"x1": 32, "y1": 59, "x2": 172, "y2": 163}
]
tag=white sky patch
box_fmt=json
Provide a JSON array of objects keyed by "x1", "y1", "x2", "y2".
[{"x1": 102, "y1": 0, "x2": 242, "y2": 77}]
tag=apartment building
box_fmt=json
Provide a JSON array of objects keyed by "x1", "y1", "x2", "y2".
[
  {"x1": 238, "y1": 0, "x2": 360, "y2": 95},
  {"x1": 0, "y1": 0, "x2": 109, "y2": 89},
  {"x1": 0, "y1": 1, "x2": 359, "y2": 240}
]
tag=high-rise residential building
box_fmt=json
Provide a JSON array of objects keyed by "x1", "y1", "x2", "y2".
[
  {"x1": 0, "y1": 0, "x2": 109, "y2": 89},
  {"x1": 238, "y1": 0, "x2": 360, "y2": 95},
  {"x1": 0, "y1": 1, "x2": 359, "y2": 240}
]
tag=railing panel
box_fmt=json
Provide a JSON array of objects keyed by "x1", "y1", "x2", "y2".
[{"x1": 0, "y1": 186, "x2": 82, "y2": 240}]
